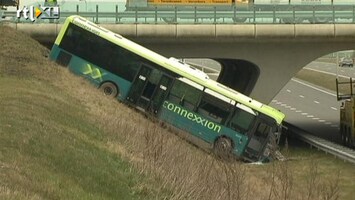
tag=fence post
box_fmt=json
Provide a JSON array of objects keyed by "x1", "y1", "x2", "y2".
[
  {"x1": 253, "y1": 5, "x2": 256, "y2": 23},
  {"x1": 273, "y1": 6, "x2": 276, "y2": 23},
  {"x1": 214, "y1": 6, "x2": 216, "y2": 24},
  {"x1": 332, "y1": 5, "x2": 335, "y2": 23},
  {"x1": 313, "y1": 6, "x2": 315, "y2": 23},
  {"x1": 115, "y1": 5, "x2": 118, "y2": 23},
  {"x1": 174, "y1": 6, "x2": 177, "y2": 23},
  {"x1": 155, "y1": 6, "x2": 157, "y2": 24},
  {"x1": 95, "y1": 5, "x2": 98, "y2": 23},
  {"x1": 233, "y1": 6, "x2": 236, "y2": 24}
]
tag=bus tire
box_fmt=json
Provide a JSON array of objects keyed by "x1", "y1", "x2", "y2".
[
  {"x1": 100, "y1": 82, "x2": 118, "y2": 98},
  {"x1": 214, "y1": 137, "x2": 233, "y2": 159}
]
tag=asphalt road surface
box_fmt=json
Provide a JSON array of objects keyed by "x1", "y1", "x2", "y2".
[{"x1": 270, "y1": 61, "x2": 344, "y2": 144}]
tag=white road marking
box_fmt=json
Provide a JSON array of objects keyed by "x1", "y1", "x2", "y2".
[
  {"x1": 290, "y1": 108, "x2": 296, "y2": 111},
  {"x1": 276, "y1": 102, "x2": 282, "y2": 105},
  {"x1": 331, "y1": 107, "x2": 338, "y2": 111},
  {"x1": 325, "y1": 122, "x2": 332, "y2": 125},
  {"x1": 307, "y1": 115, "x2": 314, "y2": 118},
  {"x1": 312, "y1": 117, "x2": 320, "y2": 120},
  {"x1": 314, "y1": 101, "x2": 320, "y2": 104},
  {"x1": 292, "y1": 78, "x2": 336, "y2": 97},
  {"x1": 318, "y1": 119, "x2": 326, "y2": 122},
  {"x1": 272, "y1": 100, "x2": 277, "y2": 103},
  {"x1": 286, "y1": 89, "x2": 291, "y2": 93},
  {"x1": 301, "y1": 113, "x2": 308, "y2": 115},
  {"x1": 299, "y1": 95, "x2": 305, "y2": 98},
  {"x1": 296, "y1": 110, "x2": 302, "y2": 113}
]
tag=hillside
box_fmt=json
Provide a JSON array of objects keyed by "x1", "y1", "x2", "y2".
[
  {"x1": 1, "y1": 25, "x2": 355, "y2": 200},
  {"x1": 0, "y1": 26, "x2": 163, "y2": 199}
]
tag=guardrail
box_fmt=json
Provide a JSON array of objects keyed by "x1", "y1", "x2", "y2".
[
  {"x1": 285, "y1": 122, "x2": 355, "y2": 164},
  {"x1": 2, "y1": 4, "x2": 355, "y2": 24}
]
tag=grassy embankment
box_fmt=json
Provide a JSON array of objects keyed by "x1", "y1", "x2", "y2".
[
  {"x1": 1, "y1": 25, "x2": 355, "y2": 199},
  {"x1": 296, "y1": 59, "x2": 351, "y2": 94}
]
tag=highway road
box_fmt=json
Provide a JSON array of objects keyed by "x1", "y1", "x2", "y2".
[
  {"x1": 190, "y1": 59, "x2": 347, "y2": 144},
  {"x1": 270, "y1": 61, "x2": 348, "y2": 144},
  {"x1": 305, "y1": 61, "x2": 355, "y2": 78}
]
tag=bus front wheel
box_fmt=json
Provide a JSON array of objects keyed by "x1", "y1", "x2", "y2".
[
  {"x1": 214, "y1": 137, "x2": 233, "y2": 159},
  {"x1": 100, "y1": 82, "x2": 118, "y2": 98}
]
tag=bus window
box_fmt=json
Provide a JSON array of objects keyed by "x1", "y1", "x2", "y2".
[
  {"x1": 228, "y1": 106, "x2": 256, "y2": 134},
  {"x1": 141, "y1": 69, "x2": 162, "y2": 99},
  {"x1": 255, "y1": 123, "x2": 271, "y2": 139},
  {"x1": 198, "y1": 91, "x2": 232, "y2": 124},
  {"x1": 60, "y1": 23, "x2": 141, "y2": 82},
  {"x1": 168, "y1": 79, "x2": 202, "y2": 110}
]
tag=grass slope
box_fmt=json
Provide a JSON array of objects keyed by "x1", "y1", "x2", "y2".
[
  {"x1": 0, "y1": 26, "x2": 157, "y2": 199},
  {"x1": 1, "y1": 25, "x2": 355, "y2": 200}
]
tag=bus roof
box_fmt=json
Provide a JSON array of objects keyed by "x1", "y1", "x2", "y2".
[{"x1": 57, "y1": 15, "x2": 285, "y2": 125}]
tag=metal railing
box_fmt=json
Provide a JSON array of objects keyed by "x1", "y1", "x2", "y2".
[
  {"x1": 285, "y1": 122, "x2": 355, "y2": 164},
  {"x1": 2, "y1": 4, "x2": 355, "y2": 24}
]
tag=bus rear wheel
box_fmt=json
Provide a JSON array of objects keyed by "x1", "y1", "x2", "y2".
[
  {"x1": 100, "y1": 82, "x2": 118, "y2": 98},
  {"x1": 214, "y1": 137, "x2": 233, "y2": 159}
]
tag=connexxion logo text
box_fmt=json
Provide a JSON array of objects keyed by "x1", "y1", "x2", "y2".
[{"x1": 17, "y1": 6, "x2": 59, "y2": 22}]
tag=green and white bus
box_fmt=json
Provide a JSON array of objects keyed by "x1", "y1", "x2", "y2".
[{"x1": 49, "y1": 15, "x2": 285, "y2": 162}]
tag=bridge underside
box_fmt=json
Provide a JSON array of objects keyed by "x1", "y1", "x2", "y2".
[
  {"x1": 215, "y1": 59, "x2": 260, "y2": 96},
  {"x1": 135, "y1": 39, "x2": 354, "y2": 103},
  {"x1": 8, "y1": 23, "x2": 355, "y2": 103}
]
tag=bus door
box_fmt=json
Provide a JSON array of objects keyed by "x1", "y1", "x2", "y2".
[
  {"x1": 126, "y1": 64, "x2": 173, "y2": 113},
  {"x1": 150, "y1": 74, "x2": 173, "y2": 114},
  {"x1": 245, "y1": 121, "x2": 272, "y2": 159},
  {"x1": 126, "y1": 64, "x2": 152, "y2": 109}
]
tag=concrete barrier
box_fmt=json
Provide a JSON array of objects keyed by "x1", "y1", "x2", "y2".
[
  {"x1": 295, "y1": 24, "x2": 335, "y2": 38},
  {"x1": 137, "y1": 24, "x2": 176, "y2": 38},
  {"x1": 255, "y1": 24, "x2": 295, "y2": 38},
  {"x1": 216, "y1": 24, "x2": 255, "y2": 39},
  {"x1": 176, "y1": 24, "x2": 215, "y2": 38}
]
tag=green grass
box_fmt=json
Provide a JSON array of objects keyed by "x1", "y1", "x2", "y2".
[
  {"x1": 1, "y1": 25, "x2": 355, "y2": 200},
  {"x1": 0, "y1": 78, "x2": 153, "y2": 199},
  {"x1": 0, "y1": 26, "x2": 159, "y2": 199},
  {"x1": 295, "y1": 64, "x2": 353, "y2": 95}
]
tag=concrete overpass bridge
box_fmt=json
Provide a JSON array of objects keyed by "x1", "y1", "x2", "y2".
[
  {"x1": 4, "y1": 22, "x2": 355, "y2": 103},
  {"x1": 3, "y1": 2, "x2": 355, "y2": 103}
]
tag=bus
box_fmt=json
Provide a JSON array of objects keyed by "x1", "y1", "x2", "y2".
[{"x1": 49, "y1": 15, "x2": 285, "y2": 162}]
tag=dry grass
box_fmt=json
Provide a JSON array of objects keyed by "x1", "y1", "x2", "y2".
[
  {"x1": 1, "y1": 25, "x2": 355, "y2": 199},
  {"x1": 295, "y1": 68, "x2": 351, "y2": 94}
]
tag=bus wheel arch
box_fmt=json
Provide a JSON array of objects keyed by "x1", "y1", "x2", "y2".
[
  {"x1": 99, "y1": 81, "x2": 119, "y2": 98},
  {"x1": 214, "y1": 136, "x2": 234, "y2": 159}
]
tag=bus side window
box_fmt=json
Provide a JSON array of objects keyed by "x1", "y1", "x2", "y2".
[
  {"x1": 228, "y1": 107, "x2": 256, "y2": 134},
  {"x1": 168, "y1": 80, "x2": 201, "y2": 110},
  {"x1": 197, "y1": 93, "x2": 231, "y2": 124}
]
